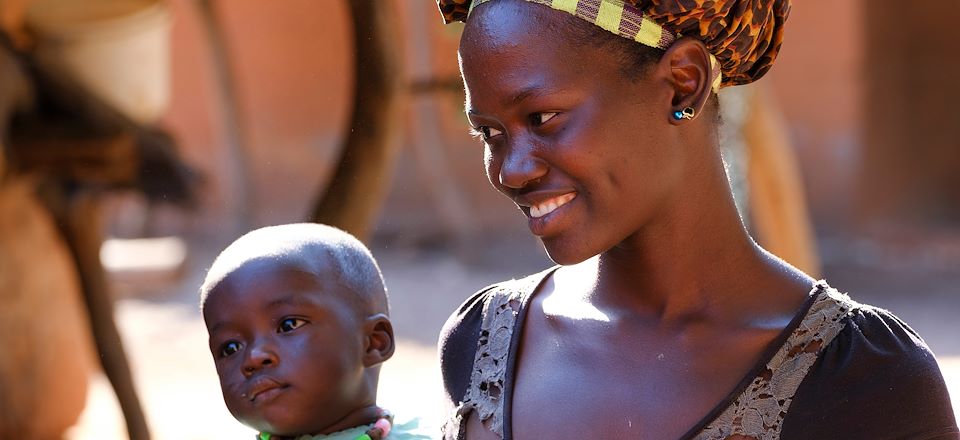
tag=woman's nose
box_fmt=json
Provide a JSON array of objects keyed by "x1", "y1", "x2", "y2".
[
  {"x1": 242, "y1": 341, "x2": 278, "y2": 376},
  {"x1": 498, "y1": 140, "x2": 547, "y2": 190}
]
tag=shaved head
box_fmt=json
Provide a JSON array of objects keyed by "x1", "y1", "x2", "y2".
[{"x1": 200, "y1": 223, "x2": 387, "y2": 316}]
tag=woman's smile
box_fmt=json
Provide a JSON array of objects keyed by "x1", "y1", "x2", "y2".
[
  {"x1": 516, "y1": 190, "x2": 578, "y2": 236},
  {"x1": 529, "y1": 192, "x2": 576, "y2": 218}
]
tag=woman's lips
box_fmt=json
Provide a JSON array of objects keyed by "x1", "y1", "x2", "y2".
[
  {"x1": 524, "y1": 192, "x2": 577, "y2": 236},
  {"x1": 529, "y1": 192, "x2": 576, "y2": 218}
]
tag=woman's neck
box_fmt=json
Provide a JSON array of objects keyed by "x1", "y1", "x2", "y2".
[
  {"x1": 595, "y1": 224, "x2": 760, "y2": 321},
  {"x1": 585, "y1": 148, "x2": 806, "y2": 324}
]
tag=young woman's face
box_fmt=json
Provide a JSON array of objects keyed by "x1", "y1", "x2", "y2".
[
  {"x1": 203, "y1": 259, "x2": 368, "y2": 436},
  {"x1": 460, "y1": 1, "x2": 686, "y2": 265}
]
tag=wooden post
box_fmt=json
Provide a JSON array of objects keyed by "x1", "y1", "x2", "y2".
[
  {"x1": 53, "y1": 188, "x2": 152, "y2": 440},
  {"x1": 309, "y1": 0, "x2": 403, "y2": 242},
  {"x1": 195, "y1": 0, "x2": 255, "y2": 233}
]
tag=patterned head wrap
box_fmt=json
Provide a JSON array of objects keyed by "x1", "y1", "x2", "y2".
[{"x1": 437, "y1": 0, "x2": 791, "y2": 88}]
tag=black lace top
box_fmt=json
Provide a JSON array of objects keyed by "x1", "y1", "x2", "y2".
[{"x1": 439, "y1": 268, "x2": 958, "y2": 440}]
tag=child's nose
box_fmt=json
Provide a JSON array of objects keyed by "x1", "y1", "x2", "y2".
[{"x1": 242, "y1": 343, "x2": 278, "y2": 375}]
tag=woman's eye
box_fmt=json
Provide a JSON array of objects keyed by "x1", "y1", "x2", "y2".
[
  {"x1": 220, "y1": 341, "x2": 242, "y2": 358},
  {"x1": 277, "y1": 318, "x2": 307, "y2": 333},
  {"x1": 473, "y1": 126, "x2": 502, "y2": 141},
  {"x1": 531, "y1": 112, "x2": 558, "y2": 126}
]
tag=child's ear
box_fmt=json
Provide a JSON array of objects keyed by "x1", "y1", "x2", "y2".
[{"x1": 362, "y1": 314, "x2": 395, "y2": 367}]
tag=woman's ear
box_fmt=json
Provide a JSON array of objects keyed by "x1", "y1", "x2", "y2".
[
  {"x1": 662, "y1": 37, "x2": 715, "y2": 125},
  {"x1": 362, "y1": 314, "x2": 395, "y2": 367}
]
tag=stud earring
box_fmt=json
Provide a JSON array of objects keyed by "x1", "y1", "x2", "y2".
[{"x1": 672, "y1": 107, "x2": 696, "y2": 121}]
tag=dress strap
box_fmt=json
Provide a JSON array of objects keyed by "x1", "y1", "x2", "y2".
[
  {"x1": 694, "y1": 281, "x2": 861, "y2": 440},
  {"x1": 443, "y1": 270, "x2": 553, "y2": 439}
]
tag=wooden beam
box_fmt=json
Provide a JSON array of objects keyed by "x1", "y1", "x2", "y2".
[
  {"x1": 194, "y1": 0, "x2": 254, "y2": 232},
  {"x1": 309, "y1": 0, "x2": 403, "y2": 242},
  {"x1": 48, "y1": 188, "x2": 151, "y2": 440}
]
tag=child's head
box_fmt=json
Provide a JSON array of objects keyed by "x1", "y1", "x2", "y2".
[{"x1": 200, "y1": 223, "x2": 394, "y2": 437}]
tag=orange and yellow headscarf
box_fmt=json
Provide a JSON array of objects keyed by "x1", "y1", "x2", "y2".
[{"x1": 437, "y1": 0, "x2": 791, "y2": 89}]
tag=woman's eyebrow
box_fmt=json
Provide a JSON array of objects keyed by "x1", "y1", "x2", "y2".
[
  {"x1": 507, "y1": 84, "x2": 547, "y2": 106},
  {"x1": 467, "y1": 83, "x2": 566, "y2": 117},
  {"x1": 507, "y1": 82, "x2": 573, "y2": 108}
]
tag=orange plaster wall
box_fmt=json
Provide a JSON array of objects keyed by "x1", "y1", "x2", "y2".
[
  {"x1": 160, "y1": 1, "x2": 866, "y2": 241},
  {"x1": 161, "y1": 0, "x2": 351, "y2": 239},
  {"x1": 766, "y1": 0, "x2": 864, "y2": 230},
  {"x1": 161, "y1": 1, "x2": 522, "y2": 243}
]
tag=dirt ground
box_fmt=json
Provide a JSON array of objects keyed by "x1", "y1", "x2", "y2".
[{"x1": 64, "y1": 235, "x2": 960, "y2": 439}]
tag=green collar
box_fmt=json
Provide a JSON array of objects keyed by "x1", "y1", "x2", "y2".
[{"x1": 258, "y1": 408, "x2": 393, "y2": 440}]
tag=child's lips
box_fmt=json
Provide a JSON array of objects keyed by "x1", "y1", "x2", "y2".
[{"x1": 245, "y1": 377, "x2": 288, "y2": 403}]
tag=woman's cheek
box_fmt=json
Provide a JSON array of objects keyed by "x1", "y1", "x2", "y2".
[{"x1": 483, "y1": 147, "x2": 498, "y2": 187}]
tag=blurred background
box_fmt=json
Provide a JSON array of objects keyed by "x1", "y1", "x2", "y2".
[{"x1": 0, "y1": 0, "x2": 957, "y2": 438}]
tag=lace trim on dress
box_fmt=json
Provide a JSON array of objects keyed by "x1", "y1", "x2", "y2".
[
  {"x1": 445, "y1": 279, "x2": 859, "y2": 440},
  {"x1": 694, "y1": 281, "x2": 861, "y2": 440},
  {"x1": 442, "y1": 274, "x2": 541, "y2": 439}
]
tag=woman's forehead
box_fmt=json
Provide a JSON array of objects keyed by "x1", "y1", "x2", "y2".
[
  {"x1": 459, "y1": 8, "x2": 616, "y2": 103},
  {"x1": 459, "y1": 0, "x2": 630, "y2": 78},
  {"x1": 460, "y1": 0, "x2": 570, "y2": 54}
]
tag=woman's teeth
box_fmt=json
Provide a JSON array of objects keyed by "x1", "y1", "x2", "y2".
[{"x1": 529, "y1": 193, "x2": 576, "y2": 218}]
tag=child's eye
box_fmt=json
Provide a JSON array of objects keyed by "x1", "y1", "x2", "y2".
[
  {"x1": 530, "y1": 112, "x2": 558, "y2": 126},
  {"x1": 277, "y1": 318, "x2": 307, "y2": 333},
  {"x1": 471, "y1": 126, "x2": 502, "y2": 141},
  {"x1": 220, "y1": 341, "x2": 242, "y2": 358}
]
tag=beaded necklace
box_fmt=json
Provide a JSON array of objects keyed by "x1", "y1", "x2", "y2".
[
  {"x1": 356, "y1": 408, "x2": 393, "y2": 440},
  {"x1": 258, "y1": 408, "x2": 393, "y2": 440}
]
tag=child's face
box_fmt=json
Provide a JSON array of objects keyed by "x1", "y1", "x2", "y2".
[{"x1": 203, "y1": 259, "x2": 369, "y2": 436}]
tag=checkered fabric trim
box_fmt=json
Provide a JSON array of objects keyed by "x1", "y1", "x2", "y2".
[
  {"x1": 471, "y1": 0, "x2": 674, "y2": 50},
  {"x1": 468, "y1": 0, "x2": 722, "y2": 90}
]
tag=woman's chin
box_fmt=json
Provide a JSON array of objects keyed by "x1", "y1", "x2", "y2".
[{"x1": 540, "y1": 239, "x2": 597, "y2": 266}]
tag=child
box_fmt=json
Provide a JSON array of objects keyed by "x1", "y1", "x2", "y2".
[{"x1": 200, "y1": 223, "x2": 432, "y2": 439}]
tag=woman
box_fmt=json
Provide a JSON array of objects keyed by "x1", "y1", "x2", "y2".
[{"x1": 435, "y1": 1, "x2": 958, "y2": 439}]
